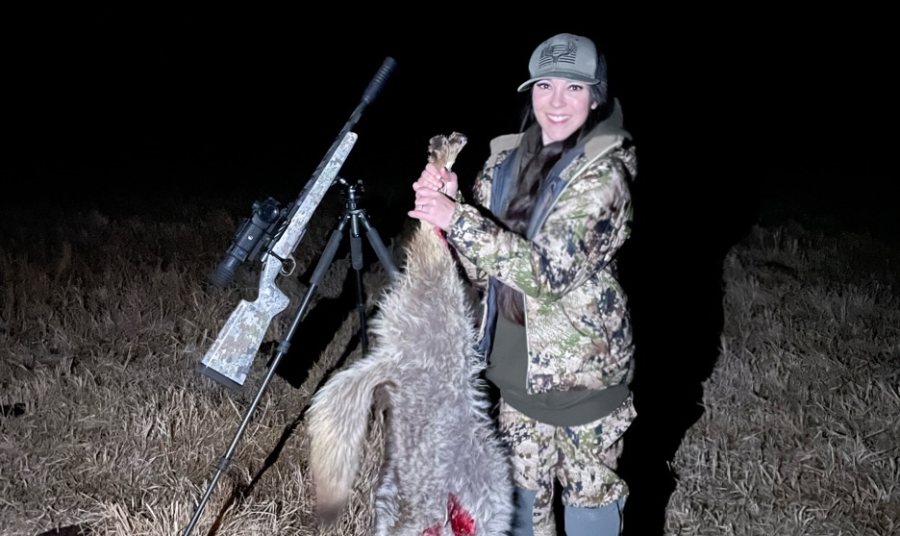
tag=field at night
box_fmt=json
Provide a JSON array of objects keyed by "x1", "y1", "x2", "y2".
[{"x1": 3, "y1": 10, "x2": 898, "y2": 536}]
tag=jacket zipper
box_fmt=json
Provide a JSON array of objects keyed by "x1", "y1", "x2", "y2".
[{"x1": 522, "y1": 293, "x2": 532, "y2": 391}]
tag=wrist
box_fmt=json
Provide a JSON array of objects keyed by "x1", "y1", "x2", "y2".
[{"x1": 444, "y1": 198, "x2": 465, "y2": 234}]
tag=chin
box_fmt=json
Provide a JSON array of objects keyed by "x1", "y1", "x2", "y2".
[
  {"x1": 544, "y1": 130, "x2": 576, "y2": 144},
  {"x1": 538, "y1": 121, "x2": 577, "y2": 144}
]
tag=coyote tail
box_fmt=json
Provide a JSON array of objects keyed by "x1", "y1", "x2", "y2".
[{"x1": 306, "y1": 356, "x2": 392, "y2": 522}]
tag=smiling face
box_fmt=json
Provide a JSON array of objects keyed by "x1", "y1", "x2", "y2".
[{"x1": 531, "y1": 78, "x2": 598, "y2": 145}]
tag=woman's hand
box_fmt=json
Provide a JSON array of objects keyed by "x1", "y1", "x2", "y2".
[
  {"x1": 414, "y1": 163, "x2": 458, "y2": 198},
  {"x1": 409, "y1": 166, "x2": 457, "y2": 230}
]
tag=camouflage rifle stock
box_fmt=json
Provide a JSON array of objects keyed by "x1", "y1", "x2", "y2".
[{"x1": 198, "y1": 131, "x2": 358, "y2": 390}]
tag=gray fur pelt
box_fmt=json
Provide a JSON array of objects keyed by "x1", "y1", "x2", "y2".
[{"x1": 305, "y1": 217, "x2": 514, "y2": 535}]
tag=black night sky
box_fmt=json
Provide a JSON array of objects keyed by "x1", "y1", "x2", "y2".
[{"x1": 4, "y1": 10, "x2": 897, "y2": 236}]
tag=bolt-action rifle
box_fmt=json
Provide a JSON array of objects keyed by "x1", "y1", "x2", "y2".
[{"x1": 196, "y1": 57, "x2": 396, "y2": 390}]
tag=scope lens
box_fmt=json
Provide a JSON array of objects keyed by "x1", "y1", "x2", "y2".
[
  {"x1": 257, "y1": 202, "x2": 281, "y2": 224},
  {"x1": 209, "y1": 255, "x2": 241, "y2": 288}
]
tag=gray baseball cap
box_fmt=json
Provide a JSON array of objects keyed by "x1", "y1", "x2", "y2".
[{"x1": 517, "y1": 33, "x2": 605, "y2": 92}]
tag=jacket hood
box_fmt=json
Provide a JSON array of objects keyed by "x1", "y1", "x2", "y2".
[{"x1": 581, "y1": 98, "x2": 630, "y2": 161}]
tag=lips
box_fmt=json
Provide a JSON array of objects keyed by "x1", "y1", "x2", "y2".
[{"x1": 536, "y1": 106, "x2": 585, "y2": 143}]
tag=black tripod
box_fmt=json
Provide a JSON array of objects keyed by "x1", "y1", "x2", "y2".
[
  {"x1": 317, "y1": 176, "x2": 398, "y2": 353},
  {"x1": 182, "y1": 177, "x2": 398, "y2": 536}
]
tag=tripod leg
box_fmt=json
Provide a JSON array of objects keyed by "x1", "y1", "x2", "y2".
[
  {"x1": 349, "y1": 215, "x2": 368, "y2": 354},
  {"x1": 357, "y1": 212, "x2": 400, "y2": 280},
  {"x1": 309, "y1": 214, "x2": 351, "y2": 288}
]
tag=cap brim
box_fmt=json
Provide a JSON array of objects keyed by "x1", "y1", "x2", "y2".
[{"x1": 517, "y1": 72, "x2": 600, "y2": 92}]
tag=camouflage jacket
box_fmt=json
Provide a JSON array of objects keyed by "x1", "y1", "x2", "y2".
[{"x1": 446, "y1": 103, "x2": 637, "y2": 396}]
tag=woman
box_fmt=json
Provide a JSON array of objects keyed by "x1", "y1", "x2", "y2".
[{"x1": 410, "y1": 32, "x2": 637, "y2": 536}]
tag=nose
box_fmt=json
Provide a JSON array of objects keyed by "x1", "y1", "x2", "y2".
[{"x1": 550, "y1": 85, "x2": 566, "y2": 108}]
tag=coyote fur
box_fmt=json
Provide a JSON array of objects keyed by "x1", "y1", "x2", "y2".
[{"x1": 305, "y1": 133, "x2": 514, "y2": 535}]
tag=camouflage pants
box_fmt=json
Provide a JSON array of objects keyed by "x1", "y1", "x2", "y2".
[{"x1": 497, "y1": 395, "x2": 635, "y2": 535}]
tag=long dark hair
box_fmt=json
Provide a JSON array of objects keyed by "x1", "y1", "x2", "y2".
[{"x1": 497, "y1": 83, "x2": 609, "y2": 325}]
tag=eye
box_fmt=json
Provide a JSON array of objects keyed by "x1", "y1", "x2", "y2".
[
  {"x1": 535, "y1": 81, "x2": 552, "y2": 90},
  {"x1": 568, "y1": 83, "x2": 585, "y2": 91}
]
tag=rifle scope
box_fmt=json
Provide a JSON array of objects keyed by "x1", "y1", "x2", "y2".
[{"x1": 209, "y1": 197, "x2": 286, "y2": 288}]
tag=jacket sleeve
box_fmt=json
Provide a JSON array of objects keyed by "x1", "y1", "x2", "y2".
[
  {"x1": 446, "y1": 150, "x2": 633, "y2": 301},
  {"x1": 449, "y1": 163, "x2": 494, "y2": 291}
]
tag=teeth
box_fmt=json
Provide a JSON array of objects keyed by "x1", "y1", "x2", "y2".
[{"x1": 548, "y1": 115, "x2": 568, "y2": 121}]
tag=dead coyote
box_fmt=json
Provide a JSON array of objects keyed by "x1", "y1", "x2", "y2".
[{"x1": 305, "y1": 133, "x2": 514, "y2": 535}]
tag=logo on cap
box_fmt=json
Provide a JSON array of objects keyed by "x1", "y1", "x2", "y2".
[{"x1": 538, "y1": 41, "x2": 578, "y2": 69}]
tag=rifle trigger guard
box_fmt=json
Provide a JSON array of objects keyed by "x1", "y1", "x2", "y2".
[{"x1": 280, "y1": 255, "x2": 296, "y2": 277}]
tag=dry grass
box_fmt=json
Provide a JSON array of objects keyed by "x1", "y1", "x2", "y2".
[
  {"x1": 0, "y1": 195, "x2": 398, "y2": 536},
  {"x1": 665, "y1": 223, "x2": 900, "y2": 535},
  {"x1": 1, "y1": 194, "x2": 898, "y2": 536}
]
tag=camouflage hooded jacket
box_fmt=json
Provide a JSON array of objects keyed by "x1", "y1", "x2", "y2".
[{"x1": 445, "y1": 101, "x2": 637, "y2": 396}]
